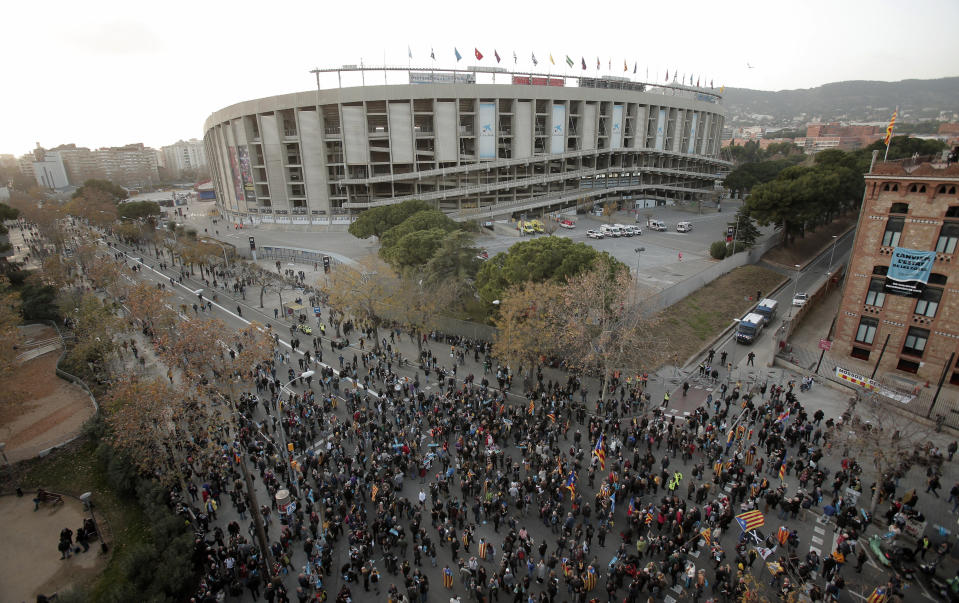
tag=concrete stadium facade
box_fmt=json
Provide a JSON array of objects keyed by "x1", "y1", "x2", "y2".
[{"x1": 203, "y1": 69, "x2": 728, "y2": 229}]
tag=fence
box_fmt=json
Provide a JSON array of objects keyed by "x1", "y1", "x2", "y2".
[{"x1": 641, "y1": 233, "x2": 781, "y2": 314}]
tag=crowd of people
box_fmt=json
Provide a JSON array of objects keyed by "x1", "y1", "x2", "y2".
[{"x1": 38, "y1": 226, "x2": 956, "y2": 603}]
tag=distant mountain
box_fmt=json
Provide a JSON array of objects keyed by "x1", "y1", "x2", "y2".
[{"x1": 722, "y1": 77, "x2": 959, "y2": 126}]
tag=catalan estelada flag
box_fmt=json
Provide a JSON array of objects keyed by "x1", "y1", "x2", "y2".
[
  {"x1": 478, "y1": 540, "x2": 488, "y2": 559},
  {"x1": 779, "y1": 452, "x2": 787, "y2": 482},
  {"x1": 735, "y1": 509, "x2": 765, "y2": 532},
  {"x1": 701, "y1": 528, "x2": 711, "y2": 546},
  {"x1": 584, "y1": 566, "x2": 597, "y2": 591},
  {"x1": 370, "y1": 484, "x2": 379, "y2": 501},
  {"x1": 883, "y1": 111, "x2": 898, "y2": 146},
  {"x1": 565, "y1": 471, "x2": 577, "y2": 500},
  {"x1": 443, "y1": 566, "x2": 454, "y2": 588},
  {"x1": 528, "y1": 400, "x2": 534, "y2": 415},
  {"x1": 867, "y1": 586, "x2": 887, "y2": 603},
  {"x1": 561, "y1": 558, "x2": 572, "y2": 577},
  {"x1": 777, "y1": 526, "x2": 789, "y2": 545},
  {"x1": 593, "y1": 434, "x2": 607, "y2": 470},
  {"x1": 547, "y1": 413, "x2": 556, "y2": 423}
]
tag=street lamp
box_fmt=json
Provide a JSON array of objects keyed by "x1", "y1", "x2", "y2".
[
  {"x1": 789, "y1": 264, "x2": 801, "y2": 317},
  {"x1": 633, "y1": 247, "x2": 645, "y2": 306},
  {"x1": 827, "y1": 235, "x2": 839, "y2": 272}
]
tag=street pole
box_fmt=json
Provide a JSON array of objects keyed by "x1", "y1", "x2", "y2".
[
  {"x1": 870, "y1": 333, "x2": 891, "y2": 380},
  {"x1": 827, "y1": 235, "x2": 838, "y2": 272},
  {"x1": 927, "y1": 352, "x2": 954, "y2": 419},
  {"x1": 788, "y1": 264, "x2": 801, "y2": 318}
]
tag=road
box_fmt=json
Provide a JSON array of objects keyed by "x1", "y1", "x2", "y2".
[{"x1": 93, "y1": 229, "x2": 949, "y2": 603}]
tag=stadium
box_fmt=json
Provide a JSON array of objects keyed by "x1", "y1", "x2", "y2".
[{"x1": 203, "y1": 66, "x2": 729, "y2": 229}]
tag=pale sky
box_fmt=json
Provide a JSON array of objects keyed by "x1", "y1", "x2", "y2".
[{"x1": 2, "y1": 0, "x2": 956, "y2": 156}]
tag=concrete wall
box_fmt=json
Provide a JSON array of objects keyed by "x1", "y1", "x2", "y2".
[{"x1": 641, "y1": 234, "x2": 780, "y2": 314}]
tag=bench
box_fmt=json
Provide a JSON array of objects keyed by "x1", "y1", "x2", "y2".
[{"x1": 33, "y1": 488, "x2": 64, "y2": 510}]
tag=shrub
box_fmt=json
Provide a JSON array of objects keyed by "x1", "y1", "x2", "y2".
[{"x1": 710, "y1": 241, "x2": 728, "y2": 260}]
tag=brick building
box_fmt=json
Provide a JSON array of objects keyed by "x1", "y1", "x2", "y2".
[{"x1": 834, "y1": 159, "x2": 959, "y2": 389}]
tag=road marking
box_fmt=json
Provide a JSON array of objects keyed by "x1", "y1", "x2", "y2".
[
  {"x1": 811, "y1": 536, "x2": 823, "y2": 545},
  {"x1": 813, "y1": 526, "x2": 825, "y2": 535},
  {"x1": 664, "y1": 596, "x2": 676, "y2": 603}
]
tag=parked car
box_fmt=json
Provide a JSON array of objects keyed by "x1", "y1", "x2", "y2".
[
  {"x1": 476, "y1": 250, "x2": 489, "y2": 260},
  {"x1": 614, "y1": 223, "x2": 634, "y2": 237},
  {"x1": 647, "y1": 219, "x2": 668, "y2": 231},
  {"x1": 586, "y1": 229, "x2": 605, "y2": 239},
  {"x1": 677, "y1": 221, "x2": 693, "y2": 233},
  {"x1": 559, "y1": 219, "x2": 576, "y2": 229},
  {"x1": 792, "y1": 292, "x2": 809, "y2": 307}
]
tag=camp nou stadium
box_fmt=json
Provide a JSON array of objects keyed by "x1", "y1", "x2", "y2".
[{"x1": 203, "y1": 64, "x2": 729, "y2": 229}]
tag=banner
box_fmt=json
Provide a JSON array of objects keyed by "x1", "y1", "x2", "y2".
[
  {"x1": 237, "y1": 147, "x2": 256, "y2": 201},
  {"x1": 227, "y1": 147, "x2": 244, "y2": 202},
  {"x1": 885, "y1": 247, "x2": 935, "y2": 297},
  {"x1": 478, "y1": 102, "x2": 496, "y2": 159}
]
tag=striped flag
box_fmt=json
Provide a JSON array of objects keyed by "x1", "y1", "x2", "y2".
[
  {"x1": 547, "y1": 413, "x2": 556, "y2": 423},
  {"x1": 884, "y1": 111, "x2": 898, "y2": 146},
  {"x1": 528, "y1": 400, "x2": 534, "y2": 415},
  {"x1": 584, "y1": 566, "x2": 597, "y2": 591},
  {"x1": 565, "y1": 55, "x2": 574, "y2": 68},
  {"x1": 779, "y1": 452, "x2": 788, "y2": 481},
  {"x1": 626, "y1": 497, "x2": 635, "y2": 516},
  {"x1": 370, "y1": 484, "x2": 379, "y2": 501},
  {"x1": 565, "y1": 471, "x2": 577, "y2": 500},
  {"x1": 867, "y1": 586, "x2": 888, "y2": 603},
  {"x1": 462, "y1": 532, "x2": 469, "y2": 547},
  {"x1": 777, "y1": 526, "x2": 789, "y2": 545},
  {"x1": 735, "y1": 509, "x2": 765, "y2": 532},
  {"x1": 478, "y1": 540, "x2": 488, "y2": 559},
  {"x1": 701, "y1": 528, "x2": 711, "y2": 546},
  {"x1": 561, "y1": 558, "x2": 572, "y2": 577},
  {"x1": 645, "y1": 512, "x2": 653, "y2": 525},
  {"x1": 775, "y1": 409, "x2": 790, "y2": 424},
  {"x1": 593, "y1": 434, "x2": 607, "y2": 470},
  {"x1": 443, "y1": 566, "x2": 454, "y2": 588}
]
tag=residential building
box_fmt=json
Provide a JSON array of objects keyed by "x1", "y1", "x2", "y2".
[
  {"x1": 161, "y1": 139, "x2": 207, "y2": 180},
  {"x1": 834, "y1": 157, "x2": 959, "y2": 390},
  {"x1": 31, "y1": 146, "x2": 70, "y2": 190}
]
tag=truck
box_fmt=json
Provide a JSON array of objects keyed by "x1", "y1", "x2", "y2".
[
  {"x1": 754, "y1": 298, "x2": 779, "y2": 325},
  {"x1": 736, "y1": 312, "x2": 765, "y2": 344}
]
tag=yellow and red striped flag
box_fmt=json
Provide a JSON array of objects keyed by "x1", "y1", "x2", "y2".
[
  {"x1": 370, "y1": 484, "x2": 379, "y2": 501},
  {"x1": 584, "y1": 566, "x2": 597, "y2": 591},
  {"x1": 701, "y1": 528, "x2": 711, "y2": 546},
  {"x1": 528, "y1": 400, "x2": 534, "y2": 415},
  {"x1": 884, "y1": 111, "x2": 898, "y2": 146},
  {"x1": 867, "y1": 586, "x2": 887, "y2": 603},
  {"x1": 443, "y1": 566, "x2": 454, "y2": 588},
  {"x1": 735, "y1": 509, "x2": 765, "y2": 532}
]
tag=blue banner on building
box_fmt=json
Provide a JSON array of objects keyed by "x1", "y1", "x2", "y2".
[{"x1": 885, "y1": 247, "x2": 936, "y2": 297}]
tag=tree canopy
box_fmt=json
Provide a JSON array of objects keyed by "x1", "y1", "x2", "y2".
[
  {"x1": 118, "y1": 200, "x2": 161, "y2": 220},
  {"x1": 477, "y1": 236, "x2": 623, "y2": 305},
  {"x1": 348, "y1": 199, "x2": 432, "y2": 239},
  {"x1": 72, "y1": 178, "x2": 128, "y2": 202},
  {"x1": 723, "y1": 156, "x2": 806, "y2": 194}
]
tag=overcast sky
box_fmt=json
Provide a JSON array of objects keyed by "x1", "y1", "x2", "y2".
[{"x1": 2, "y1": 0, "x2": 956, "y2": 156}]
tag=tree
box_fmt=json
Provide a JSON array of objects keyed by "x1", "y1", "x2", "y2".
[
  {"x1": 0, "y1": 277, "x2": 22, "y2": 392},
  {"x1": 421, "y1": 230, "x2": 481, "y2": 290},
  {"x1": 828, "y1": 394, "x2": 938, "y2": 513},
  {"x1": 709, "y1": 241, "x2": 728, "y2": 260},
  {"x1": 491, "y1": 280, "x2": 564, "y2": 372},
  {"x1": 348, "y1": 199, "x2": 432, "y2": 239},
  {"x1": 0, "y1": 203, "x2": 20, "y2": 244},
  {"x1": 727, "y1": 208, "x2": 762, "y2": 249},
  {"x1": 103, "y1": 375, "x2": 182, "y2": 480},
  {"x1": 602, "y1": 202, "x2": 617, "y2": 224},
  {"x1": 72, "y1": 178, "x2": 128, "y2": 202},
  {"x1": 41, "y1": 254, "x2": 73, "y2": 289},
  {"x1": 476, "y1": 236, "x2": 621, "y2": 306},
  {"x1": 552, "y1": 262, "x2": 666, "y2": 397},
  {"x1": 64, "y1": 187, "x2": 118, "y2": 228},
  {"x1": 391, "y1": 272, "x2": 462, "y2": 350},
  {"x1": 118, "y1": 201, "x2": 161, "y2": 221},
  {"x1": 126, "y1": 282, "x2": 177, "y2": 335},
  {"x1": 319, "y1": 257, "x2": 398, "y2": 346},
  {"x1": 60, "y1": 291, "x2": 122, "y2": 381},
  {"x1": 380, "y1": 227, "x2": 448, "y2": 271}
]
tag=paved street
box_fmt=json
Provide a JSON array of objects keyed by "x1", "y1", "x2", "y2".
[{"x1": 92, "y1": 230, "x2": 959, "y2": 603}]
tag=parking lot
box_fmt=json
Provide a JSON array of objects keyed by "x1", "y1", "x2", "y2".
[{"x1": 475, "y1": 199, "x2": 776, "y2": 292}]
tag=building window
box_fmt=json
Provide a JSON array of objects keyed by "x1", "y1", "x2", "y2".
[
  {"x1": 951, "y1": 371, "x2": 959, "y2": 386},
  {"x1": 902, "y1": 327, "x2": 929, "y2": 357},
  {"x1": 851, "y1": 346, "x2": 871, "y2": 361},
  {"x1": 864, "y1": 278, "x2": 886, "y2": 308},
  {"x1": 897, "y1": 358, "x2": 921, "y2": 373},
  {"x1": 936, "y1": 223, "x2": 959, "y2": 254},
  {"x1": 855, "y1": 317, "x2": 878, "y2": 345},
  {"x1": 889, "y1": 202, "x2": 909, "y2": 214},
  {"x1": 882, "y1": 217, "x2": 904, "y2": 247},
  {"x1": 872, "y1": 265, "x2": 888, "y2": 276},
  {"x1": 947, "y1": 206, "x2": 959, "y2": 218},
  {"x1": 914, "y1": 287, "x2": 942, "y2": 318},
  {"x1": 930, "y1": 273, "x2": 948, "y2": 286}
]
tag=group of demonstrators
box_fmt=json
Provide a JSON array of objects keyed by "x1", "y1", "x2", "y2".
[{"x1": 82, "y1": 232, "x2": 948, "y2": 603}]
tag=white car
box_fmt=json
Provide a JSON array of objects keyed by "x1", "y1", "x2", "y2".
[
  {"x1": 676, "y1": 221, "x2": 693, "y2": 233},
  {"x1": 792, "y1": 292, "x2": 809, "y2": 307},
  {"x1": 586, "y1": 229, "x2": 604, "y2": 239}
]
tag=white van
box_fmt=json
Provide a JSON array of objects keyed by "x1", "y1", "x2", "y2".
[
  {"x1": 676, "y1": 221, "x2": 693, "y2": 233},
  {"x1": 614, "y1": 224, "x2": 634, "y2": 237},
  {"x1": 600, "y1": 225, "x2": 622, "y2": 237},
  {"x1": 647, "y1": 219, "x2": 667, "y2": 231}
]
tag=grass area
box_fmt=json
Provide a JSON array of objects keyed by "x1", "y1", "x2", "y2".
[
  {"x1": 651, "y1": 265, "x2": 785, "y2": 366},
  {"x1": 10, "y1": 436, "x2": 150, "y2": 598},
  {"x1": 762, "y1": 213, "x2": 857, "y2": 268}
]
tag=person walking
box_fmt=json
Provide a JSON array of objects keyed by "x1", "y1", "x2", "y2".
[{"x1": 747, "y1": 351, "x2": 756, "y2": 366}]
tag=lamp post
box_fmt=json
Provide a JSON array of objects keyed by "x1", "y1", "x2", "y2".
[
  {"x1": 789, "y1": 264, "x2": 801, "y2": 318},
  {"x1": 827, "y1": 235, "x2": 838, "y2": 272},
  {"x1": 633, "y1": 247, "x2": 645, "y2": 307}
]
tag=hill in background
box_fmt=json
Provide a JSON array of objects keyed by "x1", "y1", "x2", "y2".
[{"x1": 723, "y1": 77, "x2": 959, "y2": 125}]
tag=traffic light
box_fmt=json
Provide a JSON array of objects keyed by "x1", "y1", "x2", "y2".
[
  {"x1": 248, "y1": 236, "x2": 256, "y2": 250},
  {"x1": 323, "y1": 256, "x2": 330, "y2": 273}
]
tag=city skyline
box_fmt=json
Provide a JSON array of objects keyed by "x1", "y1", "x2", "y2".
[{"x1": 2, "y1": 0, "x2": 957, "y2": 155}]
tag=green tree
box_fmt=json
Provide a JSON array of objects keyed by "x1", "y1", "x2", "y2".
[
  {"x1": 0, "y1": 203, "x2": 20, "y2": 245},
  {"x1": 381, "y1": 227, "x2": 448, "y2": 270},
  {"x1": 72, "y1": 178, "x2": 128, "y2": 202},
  {"x1": 727, "y1": 209, "x2": 762, "y2": 249},
  {"x1": 476, "y1": 236, "x2": 621, "y2": 305},
  {"x1": 18, "y1": 275, "x2": 59, "y2": 320},
  {"x1": 379, "y1": 209, "x2": 458, "y2": 249},
  {"x1": 422, "y1": 230, "x2": 481, "y2": 288},
  {"x1": 709, "y1": 241, "x2": 727, "y2": 260},
  {"x1": 348, "y1": 199, "x2": 432, "y2": 239},
  {"x1": 118, "y1": 200, "x2": 161, "y2": 220}
]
